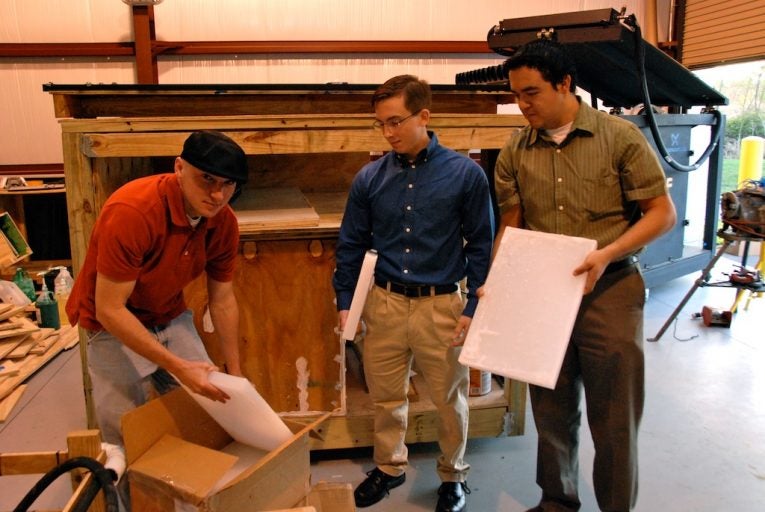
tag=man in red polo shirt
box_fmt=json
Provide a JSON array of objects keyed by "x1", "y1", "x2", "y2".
[{"x1": 67, "y1": 130, "x2": 248, "y2": 449}]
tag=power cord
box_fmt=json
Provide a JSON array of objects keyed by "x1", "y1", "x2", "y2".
[{"x1": 625, "y1": 13, "x2": 723, "y2": 173}]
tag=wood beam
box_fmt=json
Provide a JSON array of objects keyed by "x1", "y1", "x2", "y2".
[
  {"x1": 131, "y1": 5, "x2": 158, "y2": 84},
  {"x1": 0, "y1": 43, "x2": 133, "y2": 58},
  {"x1": 0, "y1": 164, "x2": 64, "y2": 176},
  {"x1": 0, "y1": 41, "x2": 491, "y2": 59},
  {"x1": 152, "y1": 40, "x2": 492, "y2": 55}
]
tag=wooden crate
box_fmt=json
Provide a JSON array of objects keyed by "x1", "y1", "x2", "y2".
[{"x1": 47, "y1": 86, "x2": 528, "y2": 447}]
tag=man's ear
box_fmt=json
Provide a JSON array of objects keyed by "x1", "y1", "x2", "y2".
[
  {"x1": 419, "y1": 108, "x2": 431, "y2": 124},
  {"x1": 559, "y1": 75, "x2": 573, "y2": 94},
  {"x1": 174, "y1": 157, "x2": 184, "y2": 176}
]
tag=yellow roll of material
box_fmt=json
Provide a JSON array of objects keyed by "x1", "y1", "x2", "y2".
[{"x1": 738, "y1": 136, "x2": 764, "y2": 184}]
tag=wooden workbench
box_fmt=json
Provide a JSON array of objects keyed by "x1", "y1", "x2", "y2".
[{"x1": 46, "y1": 84, "x2": 528, "y2": 449}]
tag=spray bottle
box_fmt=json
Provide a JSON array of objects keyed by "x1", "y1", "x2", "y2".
[
  {"x1": 12, "y1": 267, "x2": 36, "y2": 301},
  {"x1": 53, "y1": 266, "x2": 74, "y2": 326},
  {"x1": 36, "y1": 282, "x2": 60, "y2": 330}
]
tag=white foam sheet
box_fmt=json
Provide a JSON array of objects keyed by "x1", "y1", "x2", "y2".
[
  {"x1": 342, "y1": 249, "x2": 378, "y2": 341},
  {"x1": 459, "y1": 227, "x2": 596, "y2": 389},
  {"x1": 183, "y1": 372, "x2": 293, "y2": 451}
]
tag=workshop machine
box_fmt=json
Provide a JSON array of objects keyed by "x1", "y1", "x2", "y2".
[{"x1": 457, "y1": 8, "x2": 729, "y2": 287}]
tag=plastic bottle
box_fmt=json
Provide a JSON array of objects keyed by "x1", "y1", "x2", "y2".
[
  {"x1": 12, "y1": 267, "x2": 36, "y2": 301},
  {"x1": 53, "y1": 266, "x2": 74, "y2": 326},
  {"x1": 36, "y1": 282, "x2": 60, "y2": 330}
]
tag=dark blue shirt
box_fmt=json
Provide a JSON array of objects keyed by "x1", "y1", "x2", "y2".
[{"x1": 333, "y1": 132, "x2": 494, "y2": 317}]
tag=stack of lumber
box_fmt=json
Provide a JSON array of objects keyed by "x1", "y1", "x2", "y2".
[{"x1": 0, "y1": 303, "x2": 79, "y2": 421}]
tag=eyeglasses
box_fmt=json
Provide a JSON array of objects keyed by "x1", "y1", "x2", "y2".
[{"x1": 372, "y1": 110, "x2": 422, "y2": 131}]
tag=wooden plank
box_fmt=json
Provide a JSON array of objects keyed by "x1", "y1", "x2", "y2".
[
  {"x1": 0, "y1": 333, "x2": 71, "y2": 401},
  {"x1": 81, "y1": 125, "x2": 519, "y2": 158},
  {"x1": 49, "y1": 90, "x2": 514, "y2": 119},
  {"x1": 0, "y1": 305, "x2": 27, "y2": 322},
  {"x1": 4, "y1": 335, "x2": 38, "y2": 359},
  {"x1": 0, "y1": 384, "x2": 26, "y2": 422},
  {"x1": 0, "y1": 320, "x2": 25, "y2": 332},
  {"x1": 0, "y1": 365, "x2": 19, "y2": 378},
  {"x1": 5, "y1": 324, "x2": 52, "y2": 358},
  {"x1": 0, "y1": 333, "x2": 28, "y2": 359},
  {"x1": 62, "y1": 131, "x2": 97, "y2": 276},
  {"x1": 65, "y1": 430, "x2": 105, "y2": 512},
  {"x1": 0, "y1": 316, "x2": 38, "y2": 341},
  {"x1": 29, "y1": 333, "x2": 61, "y2": 355},
  {"x1": 59, "y1": 325, "x2": 81, "y2": 349},
  {"x1": 61, "y1": 113, "x2": 525, "y2": 134},
  {"x1": 505, "y1": 378, "x2": 527, "y2": 437},
  {"x1": 0, "y1": 450, "x2": 65, "y2": 476}
]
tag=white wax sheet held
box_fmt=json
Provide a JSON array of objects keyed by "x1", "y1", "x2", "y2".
[
  {"x1": 459, "y1": 227, "x2": 596, "y2": 389},
  {"x1": 342, "y1": 250, "x2": 378, "y2": 341},
  {"x1": 183, "y1": 372, "x2": 292, "y2": 451}
]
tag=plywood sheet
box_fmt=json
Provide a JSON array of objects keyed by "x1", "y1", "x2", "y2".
[
  {"x1": 185, "y1": 238, "x2": 342, "y2": 415},
  {"x1": 459, "y1": 227, "x2": 596, "y2": 389},
  {"x1": 233, "y1": 187, "x2": 319, "y2": 230}
]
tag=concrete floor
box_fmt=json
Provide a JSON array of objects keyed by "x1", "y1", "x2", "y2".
[{"x1": 1, "y1": 255, "x2": 763, "y2": 511}]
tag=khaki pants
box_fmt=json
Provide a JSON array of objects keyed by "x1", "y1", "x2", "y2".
[{"x1": 362, "y1": 285, "x2": 470, "y2": 482}]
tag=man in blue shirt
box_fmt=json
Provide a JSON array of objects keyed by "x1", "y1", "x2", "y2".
[{"x1": 333, "y1": 75, "x2": 494, "y2": 512}]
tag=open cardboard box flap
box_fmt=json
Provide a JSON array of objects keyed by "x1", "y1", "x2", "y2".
[
  {"x1": 122, "y1": 387, "x2": 331, "y2": 510},
  {"x1": 128, "y1": 433, "x2": 239, "y2": 504}
]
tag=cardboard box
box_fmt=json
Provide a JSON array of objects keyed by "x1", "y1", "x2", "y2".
[
  {"x1": 122, "y1": 387, "x2": 329, "y2": 512},
  {"x1": 302, "y1": 482, "x2": 355, "y2": 512}
]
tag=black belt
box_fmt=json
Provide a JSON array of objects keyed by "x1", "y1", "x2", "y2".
[
  {"x1": 604, "y1": 255, "x2": 639, "y2": 275},
  {"x1": 375, "y1": 279, "x2": 458, "y2": 298}
]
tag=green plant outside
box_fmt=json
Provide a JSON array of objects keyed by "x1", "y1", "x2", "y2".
[{"x1": 722, "y1": 158, "x2": 765, "y2": 192}]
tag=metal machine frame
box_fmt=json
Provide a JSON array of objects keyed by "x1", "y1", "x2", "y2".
[{"x1": 457, "y1": 8, "x2": 729, "y2": 288}]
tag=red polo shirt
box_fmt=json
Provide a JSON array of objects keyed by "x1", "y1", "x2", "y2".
[{"x1": 66, "y1": 173, "x2": 239, "y2": 331}]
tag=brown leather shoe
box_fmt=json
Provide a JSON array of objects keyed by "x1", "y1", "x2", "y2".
[{"x1": 354, "y1": 467, "x2": 406, "y2": 508}]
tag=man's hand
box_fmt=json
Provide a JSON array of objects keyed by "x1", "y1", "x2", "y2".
[
  {"x1": 452, "y1": 315, "x2": 473, "y2": 346},
  {"x1": 337, "y1": 310, "x2": 349, "y2": 335},
  {"x1": 572, "y1": 249, "x2": 611, "y2": 294},
  {"x1": 174, "y1": 360, "x2": 230, "y2": 403}
]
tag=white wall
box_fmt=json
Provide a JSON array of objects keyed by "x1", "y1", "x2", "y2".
[{"x1": 0, "y1": 0, "x2": 653, "y2": 165}]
